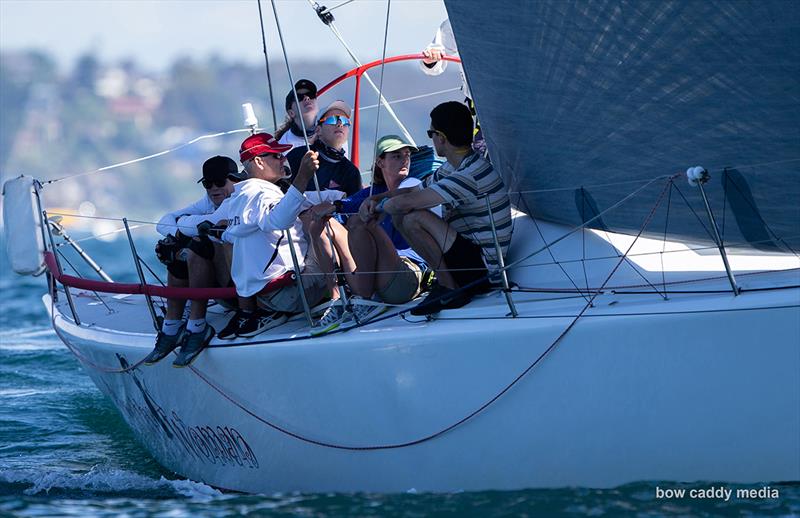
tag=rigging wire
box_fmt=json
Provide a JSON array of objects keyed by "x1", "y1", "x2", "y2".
[
  {"x1": 307, "y1": 0, "x2": 416, "y2": 146},
  {"x1": 270, "y1": 0, "x2": 350, "y2": 313},
  {"x1": 256, "y1": 0, "x2": 279, "y2": 130},
  {"x1": 358, "y1": 87, "x2": 461, "y2": 110},
  {"x1": 321, "y1": 0, "x2": 356, "y2": 13},
  {"x1": 368, "y1": 0, "x2": 391, "y2": 197},
  {"x1": 56, "y1": 249, "x2": 114, "y2": 314},
  {"x1": 42, "y1": 128, "x2": 254, "y2": 185}
]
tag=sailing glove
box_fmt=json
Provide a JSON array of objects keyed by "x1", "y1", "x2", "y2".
[{"x1": 196, "y1": 220, "x2": 226, "y2": 240}]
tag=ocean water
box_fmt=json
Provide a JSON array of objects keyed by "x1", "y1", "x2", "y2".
[{"x1": 1, "y1": 233, "x2": 799, "y2": 517}]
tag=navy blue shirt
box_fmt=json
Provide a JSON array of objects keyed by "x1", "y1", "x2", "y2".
[{"x1": 287, "y1": 142, "x2": 362, "y2": 196}]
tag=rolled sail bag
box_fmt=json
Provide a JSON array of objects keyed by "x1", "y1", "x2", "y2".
[{"x1": 2, "y1": 175, "x2": 46, "y2": 276}]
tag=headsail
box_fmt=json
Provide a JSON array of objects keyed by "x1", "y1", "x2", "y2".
[{"x1": 445, "y1": 0, "x2": 800, "y2": 251}]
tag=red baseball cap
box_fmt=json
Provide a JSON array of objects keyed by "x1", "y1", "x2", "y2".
[{"x1": 239, "y1": 133, "x2": 292, "y2": 163}]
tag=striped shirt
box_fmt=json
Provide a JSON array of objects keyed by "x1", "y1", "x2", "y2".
[{"x1": 425, "y1": 151, "x2": 512, "y2": 270}]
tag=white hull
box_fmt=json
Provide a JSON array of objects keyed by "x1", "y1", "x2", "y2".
[{"x1": 44, "y1": 217, "x2": 800, "y2": 492}]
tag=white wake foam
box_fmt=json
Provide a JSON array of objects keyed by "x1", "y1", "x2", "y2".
[{"x1": 0, "y1": 465, "x2": 223, "y2": 500}]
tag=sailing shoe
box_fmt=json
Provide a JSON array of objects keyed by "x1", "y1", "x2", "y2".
[
  {"x1": 236, "y1": 309, "x2": 288, "y2": 338},
  {"x1": 310, "y1": 302, "x2": 350, "y2": 336},
  {"x1": 172, "y1": 325, "x2": 215, "y2": 368},
  {"x1": 143, "y1": 323, "x2": 186, "y2": 365},
  {"x1": 344, "y1": 297, "x2": 388, "y2": 328},
  {"x1": 409, "y1": 282, "x2": 473, "y2": 316},
  {"x1": 217, "y1": 310, "x2": 249, "y2": 340}
]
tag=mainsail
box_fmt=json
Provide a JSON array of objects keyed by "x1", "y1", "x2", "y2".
[{"x1": 445, "y1": 0, "x2": 800, "y2": 251}]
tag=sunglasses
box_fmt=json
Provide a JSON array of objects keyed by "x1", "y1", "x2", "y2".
[
  {"x1": 201, "y1": 178, "x2": 230, "y2": 189},
  {"x1": 244, "y1": 153, "x2": 284, "y2": 166},
  {"x1": 427, "y1": 129, "x2": 443, "y2": 139},
  {"x1": 295, "y1": 92, "x2": 316, "y2": 102},
  {"x1": 319, "y1": 115, "x2": 351, "y2": 127}
]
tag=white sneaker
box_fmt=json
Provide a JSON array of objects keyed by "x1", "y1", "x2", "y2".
[
  {"x1": 311, "y1": 302, "x2": 351, "y2": 336},
  {"x1": 345, "y1": 297, "x2": 388, "y2": 328}
]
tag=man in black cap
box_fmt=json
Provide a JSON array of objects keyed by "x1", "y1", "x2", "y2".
[
  {"x1": 276, "y1": 79, "x2": 320, "y2": 152},
  {"x1": 144, "y1": 155, "x2": 246, "y2": 365}
]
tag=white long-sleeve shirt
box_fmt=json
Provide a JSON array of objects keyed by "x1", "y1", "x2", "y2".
[
  {"x1": 176, "y1": 188, "x2": 345, "y2": 239},
  {"x1": 155, "y1": 195, "x2": 217, "y2": 237},
  {"x1": 420, "y1": 19, "x2": 470, "y2": 98},
  {"x1": 176, "y1": 179, "x2": 346, "y2": 297},
  {"x1": 177, "y1": 179, "x2": 304, "y2": 297}
]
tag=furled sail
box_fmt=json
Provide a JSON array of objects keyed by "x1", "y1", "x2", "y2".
[{"x1": 444, "y1": 0, "x2": 800, "y2": 251}]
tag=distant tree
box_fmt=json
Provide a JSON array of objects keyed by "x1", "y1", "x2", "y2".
[
  {"x1": 156, "y1": 56, "x2": 241, "y2": 131},
  {"x1": 0, "y1": 51, "x2": 58, "y2": 166},
  {"x1": 72, "y1": 53, "x2": 100, "y2": 91}
]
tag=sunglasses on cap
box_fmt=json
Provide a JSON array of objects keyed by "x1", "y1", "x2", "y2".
[{"x1": 319, "y1": 115, "x2": 351, "y2": 127}]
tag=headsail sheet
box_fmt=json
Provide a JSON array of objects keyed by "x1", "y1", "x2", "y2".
[{"x1": 444, "y1": 0, "x2": 800, "y2": 251}]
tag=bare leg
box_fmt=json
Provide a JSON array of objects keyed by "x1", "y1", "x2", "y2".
[
  {"x1": 306, "y1": 214, "x2": 355, "y2": 300},
  {"x1": 186, "y1": 249, "x2": 216, "y2": 320},
  {"x1": 346, "y1": 217, "x2": 404, "y2": 298},
  {"x1": 165, "y1": 272, "x2": 188, "y2": 320},
  {"x1": 395, "y1": 210, "x2": 459, "y2": 289}
]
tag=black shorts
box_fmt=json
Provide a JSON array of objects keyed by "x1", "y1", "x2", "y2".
[{"x1": 442, "y1": 233, "x2": 490, "y2": 292}]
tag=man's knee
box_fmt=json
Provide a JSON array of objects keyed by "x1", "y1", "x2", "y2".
[
  {"x1": 307, "y1": 219, "x2": 327, "y2": 237},
  {"x1": 188, "y1": 236, "x2": 215, "y2": 261},
  {"x1": 186, "y1": 248, "x2": 211, "y2": 268}
]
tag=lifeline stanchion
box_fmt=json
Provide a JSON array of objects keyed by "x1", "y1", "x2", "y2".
[
  {"x1": 123, "y1": 218, "x2": 161, "y2": 331},
  {"x1": 690, "y1": 168, "x2": 740, "y2": 295},
  {"x1": 485, "y1": 195, "x2": 518, "y2": 317},
  {"x1": 43, "y1": 209, "x2": 81, "y2": 325}
]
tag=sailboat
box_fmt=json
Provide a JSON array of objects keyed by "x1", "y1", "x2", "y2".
[{"x1": 3, "y1": 0, "x2": 799, "y2": 493}]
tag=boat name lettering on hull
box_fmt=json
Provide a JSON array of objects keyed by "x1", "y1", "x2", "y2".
[{"x1": 100, "y1": 355, "x2": 260, "y2": 470}]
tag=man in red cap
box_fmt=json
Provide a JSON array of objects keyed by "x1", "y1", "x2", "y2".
[{"x1": 167, "y1": 133, "x2": 328, "y2": 365}]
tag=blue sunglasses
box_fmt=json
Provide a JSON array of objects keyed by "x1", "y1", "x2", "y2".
[{"x1": 319, "y1": 115, "x2": 351, "y2": 127}]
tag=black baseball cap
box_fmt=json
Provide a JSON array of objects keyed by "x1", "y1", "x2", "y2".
[
  {"x1": 285, "y1": 79, "x2": 318, "y2": 111},
  {"x1": 198, "y1": 155, "x2": 247, "y2": 184}
]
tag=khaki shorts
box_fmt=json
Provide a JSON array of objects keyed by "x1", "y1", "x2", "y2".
[
  {"x1": 257, "y1": 253, "x2": 328, "y2": 314},
  {"x1": 377, "y1": 256, "x2": 423, "y2": 305}
]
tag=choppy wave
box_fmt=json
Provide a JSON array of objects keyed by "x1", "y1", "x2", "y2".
[
  {"x1": 0, "y1": 466, "x2": 221, "y2": 500},
  {"x1": 0, "y1": 388, "x2": 53, "y2": 399}
]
